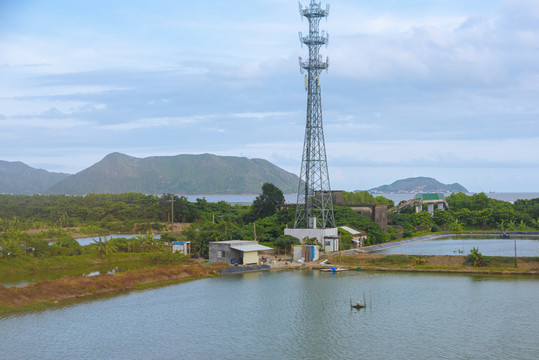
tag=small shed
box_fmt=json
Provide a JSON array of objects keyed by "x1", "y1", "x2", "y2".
[
  {"x1": 292, "y1": 245, "x2": 320, "y2": 262},
  {"x1": 339, "y1": 226, "x2": 367, "y2": 248},
  {"x1": 209, "y1": 240, "x2": 272, "y2": 265},
  {"x1": 172, "y1": 241, "x2": 191, "y2": 255},
  {"x1": 323, "y1": 237, "x2": 339, "y2": 252}
]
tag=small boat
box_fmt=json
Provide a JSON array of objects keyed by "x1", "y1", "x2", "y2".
[
  {"x1": 320, "y1": 267, "x2": 348, "y2": 272},
  {"x1": 351, "y1": 301, "x2": 365, "y2": 309}
]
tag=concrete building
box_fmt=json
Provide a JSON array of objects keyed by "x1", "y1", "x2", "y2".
[
  {"x1": 392, "y1": 193, "x2": 449, "y2": 216},
  {"x1": 330, "y1": 190, "x2": 388, "y2": 232},
  {"x1": 414, "y1": 193, "x2": 449, "y2": 215},
  {"x1": 284, "y1": 227, "x2": 339, "y2": 246},
  {"x1": 209, "y1": 240, "x2": 272, "y2": 265}
]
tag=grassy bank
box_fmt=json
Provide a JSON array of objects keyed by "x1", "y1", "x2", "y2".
[
  {"x1": 0, "y1": 252, "x2": 188, "y2": 276},
  {"x1": 0, "y1": 263, "x2": 220, "y2": 316},
  {"x1": 333, "y1": 253, "x2": 539, "y2": 274}
]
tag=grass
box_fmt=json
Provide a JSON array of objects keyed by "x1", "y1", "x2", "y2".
[
  {"x1": 0, "y1": 263, "x2": 220, "y2": 316},
  {"x1": 0, "y1": 252, "x2": 188, "y2": 276},
  {"x1": 335, "y1": 253, "x2": 539, "y2": 274}
]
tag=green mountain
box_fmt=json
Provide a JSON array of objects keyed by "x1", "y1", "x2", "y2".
[
  {"x1": 0, "y1": 160, "x2": 70, "y2": 195},
  {"x1": 45, "y1": 153, "x2": 300, "y2": 195},
  {"x1": 369, "y1": 177, "x2": 468, "y2": 194}
]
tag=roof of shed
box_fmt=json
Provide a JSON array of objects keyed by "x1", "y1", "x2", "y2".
[
  {"x1": 339, "y1": 226, "x2": 361, "y2": 235},
  {"x1": 231, "y1": 244, "x2": 273, "y2": 252}
]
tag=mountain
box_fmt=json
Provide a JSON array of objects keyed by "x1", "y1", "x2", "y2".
[
  {"x1": 0, "y1": 160, "x2": 70, "y2": 195},
  {"x1": 46, "y1": 153, "x2": 300, "y2": 195},
  {"x1": 369, "y1": 177, "x2": 468, "y2": 194}
]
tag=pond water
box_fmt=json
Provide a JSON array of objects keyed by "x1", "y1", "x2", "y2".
[
  {"x1": 76, "y1": 234, "x2": 161, "y2": 246},
  {"x1": 375, "y1": 236, "x2": 539, "y2": 257},
  {"x1": 1, "y1": 270, "x2": 538, "y2": 360}
]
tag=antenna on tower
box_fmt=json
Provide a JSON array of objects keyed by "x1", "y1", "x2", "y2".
[{"x1": 293, "y1": 1, "x2": 334, "y2": 229}]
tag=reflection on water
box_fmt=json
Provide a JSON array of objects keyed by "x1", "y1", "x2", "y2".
[{"x1": 1, "y1": 270, "x2": 538, "y2": 360}]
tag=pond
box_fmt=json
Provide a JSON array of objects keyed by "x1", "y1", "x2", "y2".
[
  {"x1": 75, "y1": 233, "x2": 161, "y2": 246},
  {"x1": 374, "y1": 236, "x2": 539, "y2": 256},
  {"x1": 1, "y1": 270, "x2": 538, "y2": 359}
]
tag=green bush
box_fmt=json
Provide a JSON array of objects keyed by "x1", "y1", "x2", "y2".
[
  {"x1": 51, "y1": 236, "x2": 82, "y2": 256},
  {"x1": 466, "y1": 247, "x2": 487, "y2": 267},
  {"x1": 274, "y1": 235, "x2": 299, "y2": 255}
]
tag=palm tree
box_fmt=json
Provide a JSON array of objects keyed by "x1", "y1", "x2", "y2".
[
  {"x1": 497, "y1": 220, "x2": 506, "y2": 232},
  {"x1": 93, "y1": 236, "x2": 117, "y2": 257},
  {"x1": 450, "y1": 219, "x2": 463, "y2": 233}
]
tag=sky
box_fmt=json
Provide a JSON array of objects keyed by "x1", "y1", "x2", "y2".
[{"x1": 1, "y1": 0, "x2": 538, "y2": 193}]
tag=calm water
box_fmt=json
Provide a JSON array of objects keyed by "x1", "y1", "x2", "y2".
[
  {"x1": 376, "y1": 236, "x2": 539, "y2": 257},
  {"x1": 76, "y1": 234, "x2": 161, "y2": 246},
  {"x1": 184, "y1": 192, "x2": 539, "y2": 205},
  {"x1": 1, "y1": 270, "x2": 538, "y2": 360}
]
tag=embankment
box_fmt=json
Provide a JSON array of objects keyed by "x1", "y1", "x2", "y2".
[
  {"x1": 0, "y1": 264, "x2": 219, "y2": 314},
  {"x1": 331, "y1": 253, "x2": 539, "y2": 275}
]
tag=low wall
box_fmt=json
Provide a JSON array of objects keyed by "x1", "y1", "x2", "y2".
[{"x1": 219, "y1": 265, "x2": 271, "y2": 274}]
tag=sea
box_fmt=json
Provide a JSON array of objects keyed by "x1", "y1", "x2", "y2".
[{"x1": 184, "y1": 192, "x2": 539, "y2": 205}]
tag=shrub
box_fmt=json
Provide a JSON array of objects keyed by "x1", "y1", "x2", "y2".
[
  {"x1": 466, "y1": 247, "x2": 487, "y2": 267},
  {"x1": 52, "y1": 236, "x2": 82, "y2": 256}
]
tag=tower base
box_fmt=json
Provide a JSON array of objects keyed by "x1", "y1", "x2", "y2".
[{"x1": 284, "y1": 227, "x2": 338, "y2": 246}]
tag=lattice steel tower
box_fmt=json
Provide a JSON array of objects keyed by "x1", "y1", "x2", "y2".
[{"x1": 294, "y1": 0, "x2": 335, "y2": 229}]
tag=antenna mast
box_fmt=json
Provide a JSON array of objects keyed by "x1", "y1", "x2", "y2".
[{"x1": 294, "y1": 0, "x2": 335, "y2": 229}]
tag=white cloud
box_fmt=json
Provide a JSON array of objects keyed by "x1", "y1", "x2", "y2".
[{"x1": 99, "y1": 116, "x2": 200, "y2": 131}]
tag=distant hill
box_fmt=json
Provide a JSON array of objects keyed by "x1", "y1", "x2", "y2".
[
  {"x1": 45, "y1": 153, "x2": 300, "y2": 195},
  {"x1": 0, "y1": 160, "x2": 70, "y2": 195},
  {"x1": 369, "y1": 177, "x2": 468, "y2": 194}
]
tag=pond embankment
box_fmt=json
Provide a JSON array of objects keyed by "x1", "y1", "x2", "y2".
[{"x1": 0, "y1": 263, "x2": 219, "y2": 315}]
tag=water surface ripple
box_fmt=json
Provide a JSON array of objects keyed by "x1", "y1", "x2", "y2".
[{"x1": 1, "y1": 270, "x2": 538, "y2": 360}]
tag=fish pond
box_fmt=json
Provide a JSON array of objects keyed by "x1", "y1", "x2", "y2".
[
  {"x1": 373, "y1": 236, "x2": 539, "y2": 256},
  {"x1": 1, "y1": 270, "x2": 538, "y2": 360}
]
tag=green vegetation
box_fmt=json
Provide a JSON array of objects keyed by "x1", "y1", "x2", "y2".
[
  {"x1": 342, "y1": 191, "x2": 394, "y2": 208},
  {"x1": 250, "y1": 183, "x2": 285, "y2": 220},
  {"x1": 466, "y1": 247, "x2": 487, "y2": 267},
  {"x1": 0, "y1": 160, "x2": 69, "y2": 195},
  {"x1": 389, "y1": 192, "x2": 539, "y2": 236},
  {"x1": 338, "y1": 253, "x2": 538, "y2": 273},
  {"x1": 369, "y1": 176, "x2": 468, "y2": 194},
  {"x1": 46, "y1": 152, "x2": 300, "y2": 195}
]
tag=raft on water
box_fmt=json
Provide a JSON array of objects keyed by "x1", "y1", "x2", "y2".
[{"x1": 320, "y1": 267, "x2": 348, "y2": 272}]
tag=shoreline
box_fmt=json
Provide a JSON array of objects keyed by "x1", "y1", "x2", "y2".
[
  {"x1": 2, "y1": 256, "x2": 537, "y2": 317},
  {"x1": 0, "y1": 263, "x2": 219, "y2": 316}
]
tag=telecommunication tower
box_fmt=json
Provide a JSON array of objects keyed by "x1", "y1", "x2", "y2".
[{"x1": 294, "y1": 0, "x2": 335, "y2": 229}]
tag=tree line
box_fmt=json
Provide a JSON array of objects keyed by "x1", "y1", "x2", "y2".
[{"x1": 390, "y1": 192, "x2": 539, "y2": 236}]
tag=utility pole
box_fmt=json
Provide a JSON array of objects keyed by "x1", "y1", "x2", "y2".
[
  {"x1": 294, "y1": 0, "x2": 335, "y2": 229},
  {"x1": 514, "y1": 237, "x2": 517, "y2": 268},
  {"x1": 167, "y1": 195, "x2": 174, "y2": 232}
]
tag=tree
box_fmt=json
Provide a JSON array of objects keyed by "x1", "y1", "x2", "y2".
[
  {"x1": 251, "y1": 183, "x2": 285, "y2": 220},
  {"x1": 274, "y1": 235, "x2": 299, "y2": 255},
  {"x1": 450, "y1": 219, "x2": 463, "y2": 233},
  {"x1": 93, "y1": 236, "x2": 117, "y2": 257}
]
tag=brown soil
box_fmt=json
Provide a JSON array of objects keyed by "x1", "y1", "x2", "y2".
[{"x1": 0, "y1": 263, "x2": 218, "y2": 309}]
